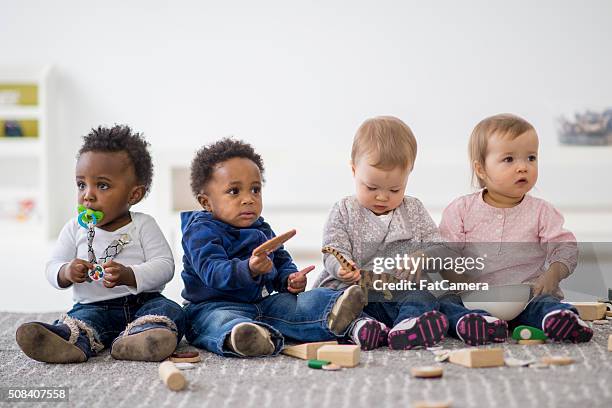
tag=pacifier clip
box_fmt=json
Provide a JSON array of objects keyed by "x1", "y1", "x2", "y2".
[{"x1": 77, "y1": 205, "x2": 130, "y2": 282}]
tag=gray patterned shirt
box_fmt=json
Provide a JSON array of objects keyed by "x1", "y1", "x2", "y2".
[{"x1": 314, "y1": 195, "x2": 447, "y2": 290}]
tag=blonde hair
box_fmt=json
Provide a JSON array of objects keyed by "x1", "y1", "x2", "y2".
[
  {"x1": 469, "y1": 113, "x2": 536, "y2": 188},
  {"x1": 351, "y1": 116, "x2": 417, "y2": 170}
]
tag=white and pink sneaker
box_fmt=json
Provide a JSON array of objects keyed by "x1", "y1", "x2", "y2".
[
  {"x1": 542, "y1": 310, "x2": 593, "y2": 343},
  {"x1": 387, "y1": 311, "x2": 448, "y2": 350}
]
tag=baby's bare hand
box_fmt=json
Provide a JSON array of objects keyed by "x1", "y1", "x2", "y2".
[
  {"x1": 63, "y1": 259, "x2": 93, "y2": 284},
  {"x1": 287, "y1": 265, "x2": 315, "y2": 294},
  {"x1": 338, "y1": 262, "x2": 361, "y2": 284},
  {"x1": 249, "y1": 253, "x2": 273, "y2": 277},
  {"x1": 102, "y1": 260, "x2": 135, "y2": 288},
  {"x1": 532, "y1": 266, "x2": 562, "y2": 296}
]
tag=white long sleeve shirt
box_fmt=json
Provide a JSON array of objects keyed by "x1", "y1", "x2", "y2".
[{"x1": 46, "y1": 212, "x2": 175, "y2": 304}]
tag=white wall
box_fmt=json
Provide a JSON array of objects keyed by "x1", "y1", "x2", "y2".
[{"x1": 1, "y1": 0, "x2": 612, "y2": 311}]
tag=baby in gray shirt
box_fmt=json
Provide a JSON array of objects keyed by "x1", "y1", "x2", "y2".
[{"x1": 314, "y1": 116, "x2": 449, "y2": 350}]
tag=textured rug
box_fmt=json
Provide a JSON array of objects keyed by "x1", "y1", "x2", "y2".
[{"x1": 0, "y1": 312, "x2": 611, "y2": 408}]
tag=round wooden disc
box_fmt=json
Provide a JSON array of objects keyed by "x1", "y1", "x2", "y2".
[
  {"x1": 410, "y1": 366, "x2": 444, "y2": 378},
  {"x1": 413, "y1": 400, "x2": 451, "y2": 408},
  {"x1": 321, "y1": 363, "x2": 342, "y2": 371},
  {"x1": 170, "y1": 351, "x2": 201, "y2": 363},
  {"x1": 518, "y1": 339, "x2": 545, "y2": 345},
  {"x1": 541, "y1": 356, "x2": 574, "y2": 366}
]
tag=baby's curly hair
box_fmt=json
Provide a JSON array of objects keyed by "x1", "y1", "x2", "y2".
[
  {"x1": 190, "y1": 138, "x2": 265, "y2": 196},
  {"x1": 78, "y1": 125, "x2": 153, "y2": 195}
]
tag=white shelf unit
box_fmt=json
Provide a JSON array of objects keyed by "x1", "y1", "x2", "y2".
[{"x1": 0, "y1": 66, "x2": 57, "y2": 240}]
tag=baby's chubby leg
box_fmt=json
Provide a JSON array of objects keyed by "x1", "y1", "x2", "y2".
[
  {"x1": 439, "y1": 293, "x2": 508, "y2": 346},
  {"x1": 184, "y1": 300, "x2": 282, "y2": 357},
  {"x1": 384, "y1": 289, "x2": 449, "y2": 349},
  {"x1": 514, "y1": 294, "x2": 592, "y2": 343},
  {"x1": 259, "y1": 286, "x2": 365, "y2": 342},
  {"x1": 15, "y1": 302, "x2": 118, "y2": 363},
  {"x1": 111, "y1": 294, "x2": 186, "y2": 362}
]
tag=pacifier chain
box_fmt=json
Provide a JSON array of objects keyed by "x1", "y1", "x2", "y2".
[{"x1": 77, "y1": 206, "x2": 130, "y2": 282}]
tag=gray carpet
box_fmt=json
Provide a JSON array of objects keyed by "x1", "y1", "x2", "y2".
[{"x1": 0, "y1": 312, "x2": 611, "y2": 408}]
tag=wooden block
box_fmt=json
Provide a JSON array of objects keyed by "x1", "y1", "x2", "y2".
[
  {"x1": 252, "y1": 229, "x2": 296, "y2": 256},
  {"x1": 608, "y1": 334, "x2": 612, "y2": 352},
  {"x1": 317, "y1": 344, "x2": 360, "y2": 368},
  {"x1": 568, "y1": 302, "x2": 607, "y2": 321},
  {"x1": 449, "y1": 348, "x2": 504, "y2": 368},
  {"x1": 281, "y1": 341, "x2": 338, "y2": 360},
  {"x1": 159, "y1": 361, "x2": 186, "y2": 391},
  {"x1": 606, "y1": 311, "x2": 612, "y2": 318}
]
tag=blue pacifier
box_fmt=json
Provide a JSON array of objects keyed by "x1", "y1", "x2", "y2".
[{"x1": 77, "y1": 205, "x2": 104, "y2": 228}]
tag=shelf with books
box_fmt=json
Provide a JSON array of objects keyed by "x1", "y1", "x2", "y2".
[{"x1": 0, "y1": 66, "x2": 58, "y2": 239}]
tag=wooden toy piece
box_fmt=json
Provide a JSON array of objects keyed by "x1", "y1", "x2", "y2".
[
  {"x1": 281, "y1": 341, "x2": 338, "y2": 360},
  {"x1": 159, "y1": 361, "x2": 186, "y2": 391},
  {"x1": 413, "y1": 400, "x2": 452, "y2": 408},
  {"x1": 568, "y1": 302, "x2": 607, "y2": 321},
  {"x1": 512, "y1": 325, "x2": 547, "y2": 341},
  {"x1": 174, "y1": 363, "x2": 196, "y2": 370},
  {"x1": 322, "y1": 246, "x2": 397, "y2": 303},
  {"x1": 322, "y1": 363, "x2": 342, "y2": 371},
  {"x1": 307, "y1": 359, "x2": 331, "y2": 369},
  {"x1": 252, "y1": 229, "x2": 296, "y2": 256},
  {"x1": 608, "y1": 334, "x2": 612, "y2": 352},
  {"x1": 410, "y1": 366, "x2": 444, "y2": 378},
  {"x1": 169, "y1": 351, "x2": 201, "y2": 363},
  {"x1": 449, "y1": 348, "x2": 504, "y2": 368},
  {"x1": 540, "y1": 356, "x2": 574, "y2": 366},
  {"x1": 518, "y1": 339, "x2": 545, "y2": 345},
  {"x1": 606, "y1": 311, "x2": 612, "y2": 318},
  {"x1": 504, "y1": 358, "x2": 535, "y2": 367},
  {"x1": 317, "y1": 344, "x2": 361, "y2": 368}
]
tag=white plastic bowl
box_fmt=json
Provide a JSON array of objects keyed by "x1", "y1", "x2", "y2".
[{"x1": 459, "y1": 283, "x2": 531, "y2": 321}]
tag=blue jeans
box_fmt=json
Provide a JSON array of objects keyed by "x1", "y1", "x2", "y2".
[
  {"x1": 361, "y1": 289, "x2": 440, "y2": 328},
  {"x1": 439, "y1": 293, "x2": 577, "y2": 337},
  {"x1": 184, "y1": 288, "x2": 344, "y2": 357},
  {"x1": 61, "y1": 292, "x2": 186, "y2": 349}
]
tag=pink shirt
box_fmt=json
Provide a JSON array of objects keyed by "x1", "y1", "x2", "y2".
[{"x1": 439, "y1": 190, "x2": 577, "y2": 289}]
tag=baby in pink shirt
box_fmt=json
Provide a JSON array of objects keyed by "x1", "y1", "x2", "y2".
[{"x1": 438, "y1": 113, "x2": 592, "y2": 345}]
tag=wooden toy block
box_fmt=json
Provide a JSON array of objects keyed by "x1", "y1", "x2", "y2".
[
  {"x1": 252, "y1": 229, "x2": 296, "y2": 256},
  {"x1": 512, "y1": 325, "x2": 546, "y2": 341},
  {"x1": 159, "y1": 361, "x2": 186, "y2": 391},
  {"x1": 449, "y1": 348, "x2": 504, "y2": 368},
  {"x1": 608, "y1": 334, "x2": 612, "y2": 352},
  {"x1": 281, "y1": 340, "x2": 338, "y2": 360},
  {"x1": 568, "y1": 302, "x2": 607, "y2": 321},
  {"x1": 317, "y1": 344, "x2": 360, "y2": 368}
]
